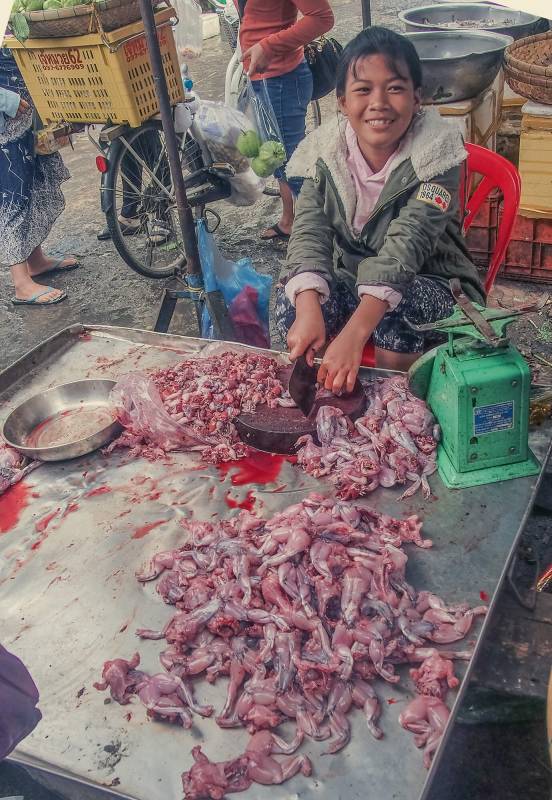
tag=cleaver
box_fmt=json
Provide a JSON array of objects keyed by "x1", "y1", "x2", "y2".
[{"x1": 288, "y1": 355, "x2": 318, "y2": 418}]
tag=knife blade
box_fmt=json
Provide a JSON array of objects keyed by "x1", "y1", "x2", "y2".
[{"x1": 288, "y1": 355, "x2": 318, "y2": 418}]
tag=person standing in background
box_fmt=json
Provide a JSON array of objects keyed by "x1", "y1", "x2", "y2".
[
  {"x1": 0, "y1": 46, "x2": 78, "y2": 306},
  {"x1": 238, "y1": 0, "x2": 334, "y2": 243}
]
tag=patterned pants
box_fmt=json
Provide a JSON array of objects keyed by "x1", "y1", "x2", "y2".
[{"x1": 274, "y1": 276, "x2": 455, "y2": 354}]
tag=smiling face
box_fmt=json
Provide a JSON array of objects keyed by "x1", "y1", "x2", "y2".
[{"x1": 338, "y1": 53, "x2": 421, "y2": 172}]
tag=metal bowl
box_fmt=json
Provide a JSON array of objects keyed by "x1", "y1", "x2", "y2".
[
  {"x1": 403, "y1": 30, "x2": 513, "y2": 103},
  {"x1": 2, "y1": 379, "x2": 121, "y2": 462},
  {"x1": 399, "y1": 4, "x2": 545, "y2": 41}
]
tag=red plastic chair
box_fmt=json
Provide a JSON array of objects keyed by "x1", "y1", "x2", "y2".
[{"x1": 360, "y1": 143, "x2": 521, "y2": 367}]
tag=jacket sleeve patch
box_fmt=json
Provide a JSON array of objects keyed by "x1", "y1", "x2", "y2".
[{"x1": 416, "y1": 182, "x2": 451, "y2": 212}]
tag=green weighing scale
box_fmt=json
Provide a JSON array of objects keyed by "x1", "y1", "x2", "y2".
[{"x1": 408, "y1": 279, "x2": 541, "y2": 489}]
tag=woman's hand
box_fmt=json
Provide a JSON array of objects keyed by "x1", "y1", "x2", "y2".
[
  {"x1": 16, "y1": 98, "x2": 29, "y2": 117},
  {"x1": 241, "y1": 42, "x2": 270, "y2": 76},
  {"x1": 317, "y1": 293, "x2": 390, "y2": 394},
  {"x1": 287, "y1": 290, "x2": 326, "y2": 367},
  {"x1": 317, "y1": 327, "x2": 366, "y2": 394}
]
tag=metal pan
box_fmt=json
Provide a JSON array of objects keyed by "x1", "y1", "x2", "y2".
[{"x1": 2, "y1": 379, "x2": 121, "y2": 461}]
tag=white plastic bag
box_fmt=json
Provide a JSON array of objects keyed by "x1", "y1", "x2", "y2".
[
  {"x1": 172, "y1": 0, "x2": 203, "y2": 62},
  {"x1": 193, "y1": 99, "x2": 253, "y2": 173},
  {"x1": 227, "y1": 167, "x2": 264, "y2": 206}
]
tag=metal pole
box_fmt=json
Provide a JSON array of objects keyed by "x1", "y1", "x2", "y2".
[
  {"x1": 361, "y1": 0, "x2": 372, "y2": 28},
  {"x1": 137, "y1": 0, "x2": 201, "y2": 275}
]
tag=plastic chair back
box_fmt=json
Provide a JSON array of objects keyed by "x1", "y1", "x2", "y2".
[
  {"x1": 462, "y1": 142, "x2": 521, "y2": 294},
  {"x1": 361, "y1": 144, "x2": 521, "y2": 367}
]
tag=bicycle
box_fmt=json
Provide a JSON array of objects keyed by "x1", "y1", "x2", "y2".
[
  {"x1": 94, "y1": 7, "x2": 322, "y2": 279},
  {"x1": 92, "y1": 97, "x2": 234, "y2": 279}
]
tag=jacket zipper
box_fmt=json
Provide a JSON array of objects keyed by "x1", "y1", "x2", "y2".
[{"x1": 317, "y1": 162, "x2": 416, "y2": 244}]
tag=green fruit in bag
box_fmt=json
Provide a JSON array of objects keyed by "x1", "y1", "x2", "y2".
[
  {"x1": 258, "y1": 140, "x2": 286, "y2": 166},
  {"x1": 27, "y1": 0, "x2": 45, "y2": 10},
  {"x1": 251, "y1": 156, "x2": 274, "y2": 179},
  {"x1": 237, "y1": 130, "x2": 261, "y2": 158},
  {"x1": 44, "y1": 0, "x2": 62, "y2": 8}
]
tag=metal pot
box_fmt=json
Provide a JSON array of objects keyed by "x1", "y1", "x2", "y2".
[
  {"x1": 403, "y1": 29, "x2": 513, "y2": 103},
  {"x1": 399, "y1": 4, "x2": 546, "y2": 41}
]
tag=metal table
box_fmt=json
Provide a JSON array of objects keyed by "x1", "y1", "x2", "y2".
[{"x1": 1, "y1": 325, "x2": 550, "y2": 800}]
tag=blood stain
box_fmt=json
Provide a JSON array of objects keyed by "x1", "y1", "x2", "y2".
[
  {"x1": 386, "y1": 698, "x2": 398, "y2": 705},
  {"x1": 225, "y1": 490, "x2": 256, "y2": 511},
  {"x1": 217, "y1": 452, "x2": 287, "y2": 487},
  {"x1": 35, "y1": 510, "x2": 59, "y2": 533},
  {"x1": 132, "y1": 519, "x2": 167, "y2": 540},
  {"x1": 0, "y1": 483, "x2": 30, "y2": 534},
  {"x1": 479, "y1": 590, "x2": 489, "y2": 602},
  {"x1": 79, "y1": 332, "x2": 92, "y2": 341},
  {"x1": 85, "y1": 487, "x2": 112, "y2": 498}
]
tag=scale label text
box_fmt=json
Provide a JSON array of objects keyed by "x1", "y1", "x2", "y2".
[{"x1": 473, "y1": 401, "x2": 514, "y2": 436}]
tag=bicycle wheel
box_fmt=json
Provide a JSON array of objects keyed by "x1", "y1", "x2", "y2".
[{"x1": 104, "y1": 121, "x2": 204, "y2": 279}]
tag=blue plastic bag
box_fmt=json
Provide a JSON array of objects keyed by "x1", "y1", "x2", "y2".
[{"x1": 198, "y1": 219, "x2": 271, "y2": 348}]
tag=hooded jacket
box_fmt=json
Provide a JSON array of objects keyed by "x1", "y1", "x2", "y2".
[{"x1": 282, "y1": 108, "x2": 485, "y2": 305}]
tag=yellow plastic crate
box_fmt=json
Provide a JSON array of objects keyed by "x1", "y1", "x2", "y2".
[
  {"x1": 5, "y1": 7, "x2": 184, "y2": 128},
  {"x1": 519, "y1": 104, "x2": 552, "y2": 216}
]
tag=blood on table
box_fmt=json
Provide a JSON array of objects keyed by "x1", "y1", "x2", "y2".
[
  {"x1": 0, "y1": 483, "x2": 30, "y2": 534},
  {"x1": 217, "y1": 452, "x2": 287, "y2": 486}
]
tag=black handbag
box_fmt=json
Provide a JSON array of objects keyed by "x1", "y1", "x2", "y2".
[{"x1": 305, "y1": 36, "x2": 344, "y2": 101}]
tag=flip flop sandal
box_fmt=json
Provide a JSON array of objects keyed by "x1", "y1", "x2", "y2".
[
  {"x1": 260, "y1": 223, "x2": 290, "y2": 242},
  {"x1": 12, "y1": 288, "x2": 67, "y2": 306},
  {"x1": 38, "y1": 257, "x2": 80, "y2": 277}
]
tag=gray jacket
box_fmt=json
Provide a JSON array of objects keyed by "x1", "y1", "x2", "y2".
[{"x1": 283, "y1": 108, "x2": 485, "y2": 304}]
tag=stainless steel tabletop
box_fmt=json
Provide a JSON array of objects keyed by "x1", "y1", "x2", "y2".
[{"x1": 1, "y1": 325, "x2": 550, "y2": 800}]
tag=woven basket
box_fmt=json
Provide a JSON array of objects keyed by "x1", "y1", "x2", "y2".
[
  {"x1": 504, "y1": 30, "x2": 552, "y2": 105},
  {"x1": 24, "y1": 0, "x2": 162, "y2": 39}
]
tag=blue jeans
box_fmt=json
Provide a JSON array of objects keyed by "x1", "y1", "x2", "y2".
[{"x1": 252, "y1": 60, "x2": 313, "y2": 196}]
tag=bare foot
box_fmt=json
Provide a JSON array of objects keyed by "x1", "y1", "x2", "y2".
[
  {"x1": 28, "y1": 256, "x2": 78, "y2": 277},
  {"x1": 14, "y1": 279, "x2": 66, "y2": 304}
]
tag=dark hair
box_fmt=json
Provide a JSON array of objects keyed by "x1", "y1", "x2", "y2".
[{"x1": 336, "y1": 27, "x2": 423, "y2": 97}]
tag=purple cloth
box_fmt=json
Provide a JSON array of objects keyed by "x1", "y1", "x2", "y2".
[{"x1": 0, "y1": 644, "x2": 41, "y2": 760}]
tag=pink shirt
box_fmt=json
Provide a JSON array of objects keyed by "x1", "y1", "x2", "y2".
[{"x1": 285, "y1": 121, "x2": 403, "y2": 310}]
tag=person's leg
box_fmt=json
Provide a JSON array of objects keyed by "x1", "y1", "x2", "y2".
[
  {"x1": 10, "y1": 260, "x2": 65, "y2": 304},
  {"x1": 373, "y1": 277, "x2": 455, "y2": 370},
  {"x1": 260, "y1": 179, "x2": 295, "y2": 240},
  {"x1": 260, "y1": 62, "x2": 313, "y2": 240},
  {"x1": 27, "y1": 245, "x2": 77, "y2": 276}
]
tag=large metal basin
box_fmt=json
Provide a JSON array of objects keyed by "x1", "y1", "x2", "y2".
[
  {"x1": 3, "y1": 379, "x2": 121, "y2": 461},
  {"x1": 400, "y1": 4, "x2": 546, "y2": 41},
  {"x1": 403, "y1": 29, "x2": 513, "y2": 103}
]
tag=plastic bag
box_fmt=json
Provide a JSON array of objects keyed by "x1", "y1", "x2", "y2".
[
  {"x1": 172, "y1": 0, "x2": 203, "y2": 62},
  {"x1": 197, "y1": 219, "x2": 271, "y2": 348},
  {"x1": 109, "y1": 373, "x2": 210, "y2": 452},
  {"x1": 238, "y1": 77, "x2": 284, "y2": 147},
  {"x1": 193, "y1": 99, "x2": 252, "y2": 173},
  {"x1": 237, "y1": 78, "x2": 286, "y2": 178},
  {"x1": 227, "y1": 167, "x2": 264, "y2": 206},
  {"x1": 0, "y1": 643, "x2": 41, "y2": 760}
]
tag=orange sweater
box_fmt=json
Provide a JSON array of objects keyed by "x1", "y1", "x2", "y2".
[{"x1": 238, "y1": 0, "x2": 334, "y2": 81}]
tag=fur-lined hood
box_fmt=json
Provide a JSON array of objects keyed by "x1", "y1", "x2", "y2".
[{"x1": 286, "y1": 107, "x2": 467, "y2": 230}]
